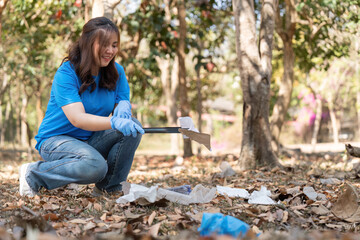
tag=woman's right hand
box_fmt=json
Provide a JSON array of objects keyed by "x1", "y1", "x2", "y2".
[{"x1": 110, "y1": 116, "x2": 144, "y2": 137}]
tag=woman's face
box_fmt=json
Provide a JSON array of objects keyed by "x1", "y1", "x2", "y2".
[{"x1": 93, "y1": 31, "x2": 118, "y2": 69}]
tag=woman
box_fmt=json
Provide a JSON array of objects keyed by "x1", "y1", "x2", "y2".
[{"x1": 19, "y1": 17, "x2": 144, "y2": 197}]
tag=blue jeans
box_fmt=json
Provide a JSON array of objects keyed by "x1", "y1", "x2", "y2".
[{"x1": 26, "y1": 118, "x2": 142, "y2": 193}]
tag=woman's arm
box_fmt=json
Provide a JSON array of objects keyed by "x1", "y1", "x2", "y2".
[{"x1": 62, "y1": 102, "x2": 112, "y2": 131}]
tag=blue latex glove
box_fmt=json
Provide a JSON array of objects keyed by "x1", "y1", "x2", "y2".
[
  {"x1": 114, "y1": 100, "x2": 132, "y2": 119},
  {"x1": 110, "y1": 116, "x2": 144, "y2": 137}
]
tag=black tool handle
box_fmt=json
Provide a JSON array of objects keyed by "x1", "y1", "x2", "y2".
[{"x1": 143, "y1": 127, "x2": 181, "y2": 133}]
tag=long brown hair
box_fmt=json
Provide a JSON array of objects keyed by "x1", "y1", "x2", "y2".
[{"x1": 63, "y1": 17, "x2": 120, "y2": 95}]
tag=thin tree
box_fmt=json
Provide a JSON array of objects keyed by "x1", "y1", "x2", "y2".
[
  {"x1": 177, "y1": 0, "x2": 193, "y2": 157},
  {"x1": 270, "y1": 0, "x2": 296, "y2": 152},
  {"x1": 233, "y1": 0, "x2": 281, "y2": 169}
]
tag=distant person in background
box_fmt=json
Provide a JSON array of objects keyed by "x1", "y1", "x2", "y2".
[{"x1": 19, "y1": 17, "x2": 144, "y2": 197}]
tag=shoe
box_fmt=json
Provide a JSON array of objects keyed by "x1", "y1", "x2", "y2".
[
  {"x1": 19, "y1": 163, "x2": 36, "y2": 197},
  {"x1": 91, "y1": 187, "x2": 123, "y2": 197},
  {"x1": 91, "y1": 186, "x2": 104, "y2": 197}
]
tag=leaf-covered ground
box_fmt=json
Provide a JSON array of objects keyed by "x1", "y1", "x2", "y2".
[{"x1": 1, "y1": 148, "x2": 360, "y2": 240}]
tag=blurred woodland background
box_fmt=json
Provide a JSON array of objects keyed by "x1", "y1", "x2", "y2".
[{"x1": 0, "y1": 0, "x2": 359, "y2": 159}]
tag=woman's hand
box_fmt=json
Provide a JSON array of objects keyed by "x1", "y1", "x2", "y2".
[
  {"x1": 110, "y1": 116, "x2": 144, "y2": 137},
  {"x1": 113, "y1": 100, "x2": 132, "y2": 119}
]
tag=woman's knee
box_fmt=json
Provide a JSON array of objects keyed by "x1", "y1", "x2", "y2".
[{"x1": 79, "y1": 155, "x2": 108, "y2": 183}]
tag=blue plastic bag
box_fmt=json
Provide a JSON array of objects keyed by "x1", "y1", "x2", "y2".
[{"x1": 198, "y1": 213, "x2": 250, "y2": 238}]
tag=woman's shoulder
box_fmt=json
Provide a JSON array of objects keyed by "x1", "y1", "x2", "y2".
[
  {"x1": 57, "y1": 61, "x2": 76, "y2": 74},
  {"x1": 54, "y1": 61, "x2": 77, "y2": 82}
]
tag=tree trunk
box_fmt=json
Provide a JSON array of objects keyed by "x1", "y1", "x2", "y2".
[
  {"x1": 156, "y1": 55, "x2": 179, "y2": 155},
  {"x1": 311, "y1": 96, "x2": 322, "y2": 148},
  {"x1": 0, "y1": 101, "x2": 2, "y2": 144},
  {"x1": 328, "y1": 102, "x2": 339, "y2": 144},
  {"x1": 170, "y1": 56, "x2": 180, "y2": 154},
  {"x1": 157, "y1": 0, "x2": 179, "y2": 155},
  {"x1": 0, "y1": 67, "x2": 9, "y2": 145},
  {"x1": 355, "y1": 39, "x2": 360, "y2": 139},
  {"x1": 35, "y1": 92, "x2": 44, "y2": 129},
  {"x1": 0, "y1": 101, "x2": 10, "y2": 146},
  {"x1": 92, "y1": 0, "x2": 104, "y2": 18},
  {"x1": 270, "y1": 40, "x2": 294, "y2": 151},
  {"x1": 20, "y1": 90, "x2": 29, "y2": 147},
  {"x1": 85, "y1": 0, "x2": 91, "y2": 22},
  {"x1": 270, "y1": 0, "x2": 296, "y2": 152},
  {"x1": 177, "y1": 0, "x2": 192, "y2": 157},
  {"x1": 15, "y1": 79, "x2": 21, "y2": 145},
  {"x1": 233, "y1": 0, "x2": 280, "y2": 169},
  {"x1": 196, "y1": 66, "x2": 202, "y2": 155},
  {"x1": 0, "y1": 0, "x2": 9, "y2": 45},
  {"x1": 357, "y1": 91, "x2": 360, "y2": 138}
]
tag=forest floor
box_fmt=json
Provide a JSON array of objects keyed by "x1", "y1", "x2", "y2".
[{"x1": 1, "y1": 143, "x2": 360, "y2": 240}]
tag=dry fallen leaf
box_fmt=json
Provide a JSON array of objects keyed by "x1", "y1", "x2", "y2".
[
  {"x1": 124, "y1": 210, "x2": 143, "y2": 220},
  {"x1": 109, "y1": 222, "x2": 126, "y2": 229},
  {"x1": 311, "y1": 204, "x2": 330, "y2": 215},
  {"x1": 93, "y1": 203, "x2": 102, "y2": 211},
  {"x1": 100, "y1": 213, "x2": 107, "y2": 221},
  {"x1": 281, "y1": 211, "x2": 289, "y2": 223},
  {"x1": 83, "y1": 221, "x2": 96, "y2": 231},
  {"x1": 331, "y1": 183, "x2": 360, "y2": 222},
  {"x1": 68, "y1": 219, "x2": 87, "y2": 224},
  {"x1": 148, "y1": 222, "x2": 161, "y2": 237},
  {"x1": 148, "y1": 211, "x2": 156, "y2": 226}
]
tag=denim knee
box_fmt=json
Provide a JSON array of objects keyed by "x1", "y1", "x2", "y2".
[{"x1": 78, "y1": 157, "x2": 108, "y2": 183}]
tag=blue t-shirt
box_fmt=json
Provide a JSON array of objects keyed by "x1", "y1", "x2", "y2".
[{"x1": 34, "y1": 61, "x2": 130, "y2": 151}]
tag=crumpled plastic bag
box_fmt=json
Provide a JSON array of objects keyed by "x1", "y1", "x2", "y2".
[
  {"x1": 248, "y1": 186, "x2": 275, "y2": 205},
  {"x1": 217, "y1": 186, "x2": 250, "y2": 199},
  {"x1": 116, "y1": 183, "x2": 216, "y2": 205},
  {"x1": 198, "y1": 212, "x2": 250, "y2": 238},
  {"x1": 218, "y1": 161, "x2": 236, "y2": 177},
  {"x1": 217, "y1": 185, "x2": 275, "y2": 205}
]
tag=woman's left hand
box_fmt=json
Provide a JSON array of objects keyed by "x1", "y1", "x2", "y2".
[{"x1": 114, "y1": 100, "x2": 132, "y2": 119}]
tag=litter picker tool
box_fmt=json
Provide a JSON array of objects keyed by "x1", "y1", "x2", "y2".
[{"x1": 143, "y1": 117, "x2": 211, "y2": 151}]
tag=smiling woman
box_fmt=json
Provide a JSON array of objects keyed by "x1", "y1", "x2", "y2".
[
  {"x1": 18, "y1": 17, "x2": 144, "y2": 198},
  {"x1": 91, "y1": 30, "x2": 119, "y2": 75}
]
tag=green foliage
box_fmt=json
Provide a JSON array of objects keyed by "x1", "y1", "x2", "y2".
[
  {"x1": 1, "y1": 0, "x2": 83, "y2": 140},
  {"x1": 120, "y1": 2, "x2": 171, "y2": 106},
  {"x1": 294, "y1": 0, "x2": 360, "y2": 72}
]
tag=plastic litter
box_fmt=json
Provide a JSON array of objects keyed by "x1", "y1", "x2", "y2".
[
  {"x1": 116, "y1": 183, "x2": 216, "y2": 205},
  {"x1": 198, "y1": 212, "x2": 250, "y2": 238},
  {"x1": 219, "y1": 161, "x2": 236, "y2": 177},
  {"x1": 248, "y1": 186, "x2": 275, "y2": 205},
  {"x1": 217, "y1": 186, "x2": 250, "y2": 199},
  {"x1": 167, "y1": 185, "x2": 192, "y2": 195}
]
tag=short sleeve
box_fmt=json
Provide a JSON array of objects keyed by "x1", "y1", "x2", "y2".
[
  {"x1": 115, "y1": 63, "x2": 130, "y2": 102},
  {"x1": 53, "y1": 62, "x2": 82, "y2": 107}
]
